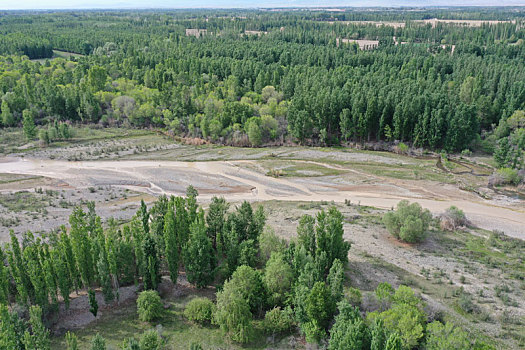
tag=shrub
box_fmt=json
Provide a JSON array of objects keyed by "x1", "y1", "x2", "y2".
[
  {"x1": 346, "y1": 287, "x2": 362, "y2": 306},
  {"x1": 90, "y1": 333, "x2": 106, "y2": 350},
  {"x1": 224, "y1": 265, "x2": 266, "y2": 315},
  {"x1": 425, "y1": 321, "x2": 470, "y2": 350},
  {"x1": 137, "y1": 290, "x2": 163, "y2": 322},
  {"x1": 139, "y1": 329, "x2": 162, "y2": 350},
  {"x1": 397, "y1": 142, "x2": 409, "y2": 154},
  {"x1": 383, "y1": 200, "x2": 432, "y2": 243},
  {"x1": 496, "y1": 168, "x2": 521, "y2": 186},
  {"x1": 213, "y1": 288, "x2": 253, "y2": 343},
  {"x1": 457, "y1": 291, "x2": 478, "y2": 314},
  {"x1": 259, "y1": 227, "x2": 286, "y2": 263},
  {"x1": 263, "y1": 307, "x2": 294, "y2": 335},
  {"x1": 263, "y1": 252, "x2": 294, "y2": 306},
  {"x1": 184, "y1": 297, "x2": 215, "y2": 324},
  {"x1": 440, "y1": 206, "x2": 469, "y2": 231}
]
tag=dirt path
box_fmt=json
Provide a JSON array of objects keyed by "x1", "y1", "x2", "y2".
[{"x1": 1, "y1": 157, "x2": 524, "y2": 238}]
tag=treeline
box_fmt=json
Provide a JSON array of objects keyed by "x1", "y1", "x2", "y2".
[
  {"x1": 0, "y1": 10, "x2": 524, "y2": 153},
  {"x1": 0, "y1": 33, "x2": 53, "y2": 59}
]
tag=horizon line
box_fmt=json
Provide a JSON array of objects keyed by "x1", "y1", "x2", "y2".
[{"x1": 2, "y1": 5, "x2": 525, "y2": 11}]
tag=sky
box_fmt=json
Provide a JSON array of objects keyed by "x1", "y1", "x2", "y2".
[{"x1": 1, "y1": 1, "x2": 524, "y2": 10}]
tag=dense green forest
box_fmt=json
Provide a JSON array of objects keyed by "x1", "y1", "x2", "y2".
[{"x1": 0, "y1": 8, "x2": 523, "y2": 166}]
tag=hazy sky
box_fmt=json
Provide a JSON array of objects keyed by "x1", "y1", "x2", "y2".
[{"x1": 1, "y1": 1, "x2": 524, "y2": 10}]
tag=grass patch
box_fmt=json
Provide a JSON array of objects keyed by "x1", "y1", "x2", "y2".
[
  {"x1": 51, "y1": 294, "x2": 284, "y2": 350},
  {"x1": 0, "y1": 191, "x2": 50, "y2": 213}
]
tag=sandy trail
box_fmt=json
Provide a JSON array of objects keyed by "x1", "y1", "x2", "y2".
[{"x1": 1, "y1": 157, "x2": 524, "y2": 238}]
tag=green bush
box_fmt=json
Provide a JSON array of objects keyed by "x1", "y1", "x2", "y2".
[
  {"x1": 496, "y1": 168, "x2": 521, "y2": 185},
  {"x1": 383, "y1": 200, "x2": 432, "y2": 243},
  {"x1": 184, "y1": 297, "x2": 215, "y2": 324},
  {"x1": 397, "y1": 142, "x2": 409, "y2": 154},
  {"x1": 440, "y1": 206, "x2": 469, "y2": 231},
  {"x1": 346, "y1": 287, "x2": 362, "y2": 306},
  {"x1": 425, "y1": 321, "x2": 470, "y2": 350},
  {"x1": 213, "y1": 288, "x2": 253, "y2": 343},
  {"x1": 137, "y1": 290, "x2": 163, "y2": 322},
  {"x1": 139, "y1": 329, "x2": 161, "y2": 350},
  {"x1": 263, "y1": 307, "x2": 294, "y2": 335}
]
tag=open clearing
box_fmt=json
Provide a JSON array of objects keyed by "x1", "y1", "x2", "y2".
[{"x1": 0, "y1": 147, "x2": 523, "y2": 239}]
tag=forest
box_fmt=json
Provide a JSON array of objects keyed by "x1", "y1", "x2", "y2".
[
  {"x1": 0, "y1": 8, "x2": 523, "y2": 169},
  {"x1": 0, "y1": 7, "x2": 524, "y2": 350}
]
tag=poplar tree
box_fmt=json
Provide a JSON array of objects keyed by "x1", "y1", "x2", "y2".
[
  {"x1": 52, "y1": 249, "x2": 72, "y2": 309},
  {"x1": 88, "y1": 289, "x2": 98, "y2": 317},
  {"x1": 70, "y1": 207, "x2": 95, "y2": 287},
  {"x1": 164, "y1": 205, "x2": 179, "y2": 284},
  {"x1": 23, "y1": 305, "x2": 50, "y2": 350},
  {"x1": 60, "y1": 229, "x2": 81, "y2": 293},
  {"x1": 186, "y1": 185, "x2": 199, "y2": 225},
  {"x1": 7, "y1": 231, "x2": 32, "y2": 304},
  {"x1": 22, "y1": 109, "x2": 36, "y2": 140},
  {"x1": 184, "y1": 212, "x2": 216, "y2": 288},
  {"x1": 96, "y1": 248, "x2": 114, "y2": 303},
  {"x1": 139, "y1": 200, "x2": 150, "y2": 234},
  {"x1": 0, "y1": 247, "x2": 9, "y2": 305},
  {"x1": 142, "y1": 235, "x2": 160, "y2": 290}
]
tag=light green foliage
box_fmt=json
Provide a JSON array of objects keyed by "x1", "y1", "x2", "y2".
[
  {"x1": 246, "y1": 119, "x2": 262, "y2": 146},
  {"x1": 384, "y1": 333, "x2": 403, "y2": 350},
  {"x1": 495, "y1": 167, "x2": 521, "y2": 185},
  {"x1": 90, "y1": 333, "x2": 106, "y2": 350},
  {"x1": 263, "y1": 306, "x2": 294, "y2": 335},
  {"x1": 214, "y1": 287, "x2": 253, "y2": 343},
  {"x1": 139, "y1": 329, "x2": 162, "y2": 350},
  {"x1": 383, "y1": 200, "x2": 432, "y2": 243},
  {"x1": 258, "y1": 227, "x2": 286, "y2": 264},
  {"x1": 120, "y1": 337, "x2": 140, "y2": 350},
  {"x1": 0, "y1": 304, "x2": 25, "y2": 349},
  {"x1": 367, "y1": 285, "x2": 426, "y2": 349},
  {"x1": 23, "y1": 305, "x2": 50, "y2": 350},
  {"x1": 375, "y1": 282, "x2": 395, "y2": 305},
  {"x1": 22, "y1": 109, "x2": 36, "y2": 140},
  {"x1": 65, "y1": 332, "x2": 79, "y2": 350},
  {"x1": 263, "y1": 252, "x2": 294, "y2": 306},
  {"x1": 1, "y1": 100, "x2": 14, "y2": 127},
  {"x1": 425, "y1": 321, "x2": 470, "y2": 350},
  {"x1": 184, "y1": 297, "x2": 215, "y2": 324},
  {"x1": 137, "y1": 290, "x2": 163, "y2": 322}
]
